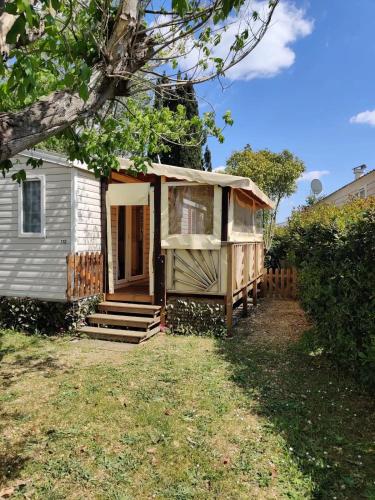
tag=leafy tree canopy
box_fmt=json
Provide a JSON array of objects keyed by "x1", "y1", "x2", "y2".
[
  {"x1": 226, "y1": 144, "x2": 305, "y2": 247},
  {"x1": 0, "y1": 0, "x2": 278, "y2": 180}
]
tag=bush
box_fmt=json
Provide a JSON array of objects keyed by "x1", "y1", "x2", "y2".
[
  {"x1": 166, "y1": 299, "x2": 227, "y2": 338},
  {"x1": 281, "y1": 197, "x2": 375, "y2": 388},
  {"x1": 265, "y1": 226, "x2": 290, "y2": 268},
  {"x1": 0, "y1": 296, "x2": 101, "y2": 335}
]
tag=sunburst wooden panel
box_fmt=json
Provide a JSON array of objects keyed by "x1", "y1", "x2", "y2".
[{"x1": 170, "y1": 249, "x2": 220, "y2": 293}]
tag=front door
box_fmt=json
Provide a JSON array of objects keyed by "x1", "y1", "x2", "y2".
[
  {"x1": 106, "y1": 182, "x2": 152, "y2": 295},
  {"x1": 117, "y1": 206, "x2": 146, "y2": 283}
]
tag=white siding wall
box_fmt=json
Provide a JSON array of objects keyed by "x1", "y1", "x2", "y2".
[
  {"x1": 321, "y1": 171, "x2": 375, "y2": 207},
  {"x1": 74, "y1": 170, "x2": 102, "y2": 252},
  {"x1": 0, "y1": 157, "x2": 72, "y2": 301}
]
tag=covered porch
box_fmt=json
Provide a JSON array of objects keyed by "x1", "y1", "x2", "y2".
[{"x1": 66, "y1": 160, "x2": 274, "y2": 333}]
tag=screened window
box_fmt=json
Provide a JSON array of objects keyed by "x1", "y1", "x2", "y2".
[
  {"x1": 233, "y1": 191, "x2": 254, "y2": 233},
  {"x1": 168, "y1": 185, "x2": 214, "y2": 235},
  {"x1": 255, "y1": 209, "x2": 264, "y2": 233},
  {"x1": 22, "y1": 179, "x2": 42, "y2": 234}
]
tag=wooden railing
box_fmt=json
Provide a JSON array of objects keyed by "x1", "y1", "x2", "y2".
[
  {"x1": 226, "y1": 241, "x2": 264, "y2": 330},
  {"x1": 66, "y1": 252, "x2": 104, "y2": 300},
  {"x1": 261, "y1": 267, "x2": 297, "y2": 299},
  {"x1": 231, "y1": 242, "x2": 264, "y2": 294}
]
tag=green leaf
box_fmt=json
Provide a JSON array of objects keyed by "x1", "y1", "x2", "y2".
[
  {"x1": 4, "y1": 2, "x2": 18, "y2": 15},
  {"x1": 51, "y1": 0, "x2": 61, "y2": 10},
  {"x1": 11, "y1": 169, "x2": 26, "y2": 183},
  {"x1": 222, "y1": 110, "x2": 233, "y2": 126},
  {"x1": 6, "y1": 14, "x2": 26, "y2": 44},
  {"x1": 0, "y1": 159, "x2": 13, "y2": 177},
  {"x1": 78, "y1": 83, "x2": 89, "y2": 101},
  {"x1": 172, "y1": 0, "x2": 189, "y2": 16},
  {"x1": 24, "y1": 4, "x2": 34, "y2": 26},
  {"x1": 26, "y1": 157, "x2": 43, "y2": 169},
  {"x1": 222, "y1": 0, "x2": 232, "y2": 17},
  {"x1": 63, "y1": 73, "x2": 75, "y2": 87}
]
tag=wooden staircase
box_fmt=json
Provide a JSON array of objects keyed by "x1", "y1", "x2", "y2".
[{"x1": 79, "y1": 301, "x2": 161, "y2": 343}]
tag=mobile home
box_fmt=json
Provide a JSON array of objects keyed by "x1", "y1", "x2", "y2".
[{"x1": 0, "y1": 150, "x2": 274, "y2": 341}]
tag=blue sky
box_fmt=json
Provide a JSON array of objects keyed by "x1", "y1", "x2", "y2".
[{"x1": 197, "y1": 0, "x2": 375, "y2": 222}]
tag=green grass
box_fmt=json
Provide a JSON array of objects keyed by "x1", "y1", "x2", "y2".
[{"x1": 0, "y1": 301, "x2": 374, "y2": 499}]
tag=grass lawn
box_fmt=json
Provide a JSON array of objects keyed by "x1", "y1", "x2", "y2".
[{"x1": 0, "y1": 300, "x2": 374, "y2": 499}]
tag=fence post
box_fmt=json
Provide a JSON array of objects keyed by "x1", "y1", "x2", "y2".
[
  {"x1": 226, "y1": 244, "x2": 234, "y2": 334},
  {"x1": 242, "y1": 244, "x2": 249, "y2": 316},
  {"x1": 99, "y1": 253, "x2": 104, "y2": 294},
  {"x1": 66, "y1": 254, "x2": 73, "y2": 300},
  {"x1": 252, "y1": 243, "x2": 258, "y2": 306}
]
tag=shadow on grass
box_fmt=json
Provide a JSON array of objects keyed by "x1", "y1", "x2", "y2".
[
  {"x1": 0, "y1": 331, "x2": 68, "y2": 390},
  {"x1": 0, "y1": 330, "x2": 44, "y2": 357},
  {"x1": 217, "y1": 304, "x2": 375, "y2": 499},
  {"x1": 0, "y1": 354, "x2": 67, "y2": 390},
  {"x1": 0, "y1": 445, "x2": 29, "y2": 486},
  {"x1": 0, "y1": 409, "x2": 32, "y2": 487}
]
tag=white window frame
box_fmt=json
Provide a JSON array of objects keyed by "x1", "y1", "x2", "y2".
[
  {"x1": 18, "y1": 174, "x2": 46, "y2": 238},
  {"x1": 356, "y1": 187, "x2": 366, "y2": 199}
]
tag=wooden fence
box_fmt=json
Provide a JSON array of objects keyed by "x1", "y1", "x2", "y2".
[
  {"x1": 66, "y1": 252, "x2": 104, "y2": 300},
  {"x1": 261, "y1": 267, "x2": 297, "y2": 299}
]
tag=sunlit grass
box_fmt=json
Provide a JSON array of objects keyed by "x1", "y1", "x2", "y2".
[{"x1": 0, "y1": 301, "x2": 374, "y2": 499}]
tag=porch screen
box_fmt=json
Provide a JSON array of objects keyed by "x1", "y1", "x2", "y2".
[
  {"x1": 255, "y1": 208, "x2": 264, "y2": 233},
  {"x1": 168, "y1": 185, "x2": 214, "y2": 235},
  {"x1": 233, "y1": 191, "x2": 254, "y2": 233}
]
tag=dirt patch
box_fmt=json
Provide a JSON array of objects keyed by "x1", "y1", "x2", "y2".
[{"x1": 236, "y1": 299, "x2": 311, "y2": 349}]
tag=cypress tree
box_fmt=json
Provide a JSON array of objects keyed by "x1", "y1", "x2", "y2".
[
  {"x1": 203, "y1": 145, "x2": 212, "y2": 172},
  {"x1": 178, "y1": 81, "x2": 203, "y2": 169},
  {"x1": 152, "y1": 75, "x2": 181, "y2": 165},
  {"x1": 152, "y1": 76, "x2": 204, "y2": 169}
]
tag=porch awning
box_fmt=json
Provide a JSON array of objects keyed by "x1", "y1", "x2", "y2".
[{"x1": 118, "y1": 158, "x2": 275, "y2": 209}]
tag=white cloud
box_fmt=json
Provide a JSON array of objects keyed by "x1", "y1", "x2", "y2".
[
  {"x1": 299, "y1": 170, "x2": 330, "y2": 182},
  {"x1": 214, "y1": 166, "x2": 226, "y2": 172},
  {"x1": 350, "y1": 110, "x2": 375, "y2": 127},
  {"x1": 180, "y1": 1, "x2": 313, "y2": 81}
]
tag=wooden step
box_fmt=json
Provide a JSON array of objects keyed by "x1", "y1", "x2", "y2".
[
  {"x1": 105, "y1": 292, "x2": 152, "y2": 304},
  {"x1": 87, "y1": 313, "x2": 159, "y2": 329},
  {"x1": 98, "y1": 301, "x2": 161, "y2": 317},
  {"x1": 79, "y1": 325, "x2": 160, "y2": 343}
]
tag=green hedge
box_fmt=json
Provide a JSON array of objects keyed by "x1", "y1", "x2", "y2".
[
  {"x1": 166, "y1": 299, "x2": 227, "y2": 338},
  {"x1": 279, "y1": 198, "x2": 375, "y2": 388},
  {"x1": 0, "y1": 296, "x2": 101, "y2": 335}
]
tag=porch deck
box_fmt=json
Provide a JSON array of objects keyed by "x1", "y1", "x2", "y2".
[{"x1": 106, "y1": 278, "x2": 153, "y2": 303}]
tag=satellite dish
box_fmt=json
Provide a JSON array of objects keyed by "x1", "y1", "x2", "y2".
[{"x1": 311, "y1": 178, "x2": 323, "y2": 195}]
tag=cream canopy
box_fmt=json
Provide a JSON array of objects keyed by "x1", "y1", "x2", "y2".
[{"x1": 118, "y1": 159, "x2": 275, "y2": 209}]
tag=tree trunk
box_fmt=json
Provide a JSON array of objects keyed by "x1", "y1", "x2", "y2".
[
  {"x1": 0, "y1": 0, "x2": 143, "y2": 162},
  {"x1": 0, "y1": 72, "x2": 115, "y2": 161}
]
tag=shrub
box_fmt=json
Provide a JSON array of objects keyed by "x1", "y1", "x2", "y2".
[
  {"x1": 265, "y1": 226, "x2": 289, "y2": 268},
  {"x1": 0, "y1": 296, "x2": 101, "y2": 335},
  {"x1": 166, "y1": 299, "x2": 227, "y2": 338},
  {"x1": 281, "y1": 197, "x2": 375, "y2": 388}
]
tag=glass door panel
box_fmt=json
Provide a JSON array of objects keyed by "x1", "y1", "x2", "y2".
[
  {"x1": 117, "y1": 206, "x2": 126, "y2": 280},
  {"x1": 131, "y1": 206, "x2": 144, "y2": 277}
]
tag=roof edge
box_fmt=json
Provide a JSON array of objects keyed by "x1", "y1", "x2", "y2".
[
  {"x1": 18, "y1": 149, "x2": 89, "y2": 172},
  {"x1": 318, "y1": 168, "x2": 375, "y2": 203}
]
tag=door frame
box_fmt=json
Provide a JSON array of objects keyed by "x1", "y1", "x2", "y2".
[{"x1": 106, "y1": 182, "x2": 153, "y2": 295}]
